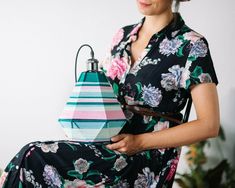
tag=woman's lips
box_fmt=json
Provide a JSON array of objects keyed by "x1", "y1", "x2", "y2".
[{"x1": 138, "y1": 1, "x2": 151, "y2": 7}]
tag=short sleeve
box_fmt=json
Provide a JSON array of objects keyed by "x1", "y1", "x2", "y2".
[
  {"x1": 181, "y1": 37, "x2": 219, "y2": 92},
  {"x1": 99, "y1": 27, "x2": 125, "y2": 76},
  {"x1": 98, "y1": 46, "x2": 112, "y2": 76}
]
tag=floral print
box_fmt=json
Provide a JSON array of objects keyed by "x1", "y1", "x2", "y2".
[
  {"x1": 159, "y1": 37, "x2": 183, "y2": 56},
  {"x1": 0, "y1": 13, "x2": 218, "y2": 188},
  {"x1": 111, "y1": 28, "x2": 124, "y2": 50},
  {"x1": 113, "y1": 156, "x2": 128, "y2": 171},
  {"x1": 43, "y1": 165, "x2": 62, "y2": 187},
  {"x1": 36, "y1": 142, "x2": 59, "y2": 153},
  {"x1": 183, "y1": 31, "x2": 203, "y2": 43},
  {"x1": 74, "y1": 158, "x2": 90, "y2": 174},
  {"x1": 165, "y1": 156, "x2": 180, "y2": 181},
  {"x1": 141, "y1": 84, "x2": 162, "y2": 107},
  {"x1": 153, "y1": 120, "x2": 170, "y2": 132},
  {"x1": 106, "y1": 56, "x2": 128, "y2": 80},
  {"x1": 134, "y1": 167, "x2": 158, "y2": 188},
  {"x1": 188, "y1": 39, "x2": 208, "y2": 58},
  {"x1": 161, "y1": 65, "x2": 184, "y2": 91},
  {"x1": 22, "y1": 168, "x2": 42, "y2": 188}
]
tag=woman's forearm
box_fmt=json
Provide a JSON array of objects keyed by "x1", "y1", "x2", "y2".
[{"x1": 137, "y1": 119, "x2": 220, "y2": 150}]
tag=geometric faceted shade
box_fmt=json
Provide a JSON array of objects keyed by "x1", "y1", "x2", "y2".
[{"x1": 58, "y1": 71, "x2": 127, "y2": 142}]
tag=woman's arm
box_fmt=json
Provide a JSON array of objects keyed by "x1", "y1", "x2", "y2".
[{"x1": 106, "y1": 83, "x2": 220, "y2": 155}]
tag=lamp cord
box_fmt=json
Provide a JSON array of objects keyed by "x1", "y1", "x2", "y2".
[{"x1": 75, "y1": 44, "x2": 95, "y2": 82}]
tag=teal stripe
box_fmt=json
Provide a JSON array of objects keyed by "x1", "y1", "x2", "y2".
[
  {"x1": 59, "y1": 120, "x2": 126, "y2": 129},
  {"x1": 58, "y1": 119, "x2": 126, "y2": 122},
  {"x1": 71, "y1": 92, "x2": 115, "y2": 98},
  {"x1": 69, "y1": 96, "x2": 116, "y2": 99},
  {"x1": 69, "y1": 138, "x2": 111, "y2": 142},
  {"x1": 76, "y1": 84, "x2": 110, "y2": 86},
  {"x1": 66, "y1": 102, "x2": 120, "y2": 106}
]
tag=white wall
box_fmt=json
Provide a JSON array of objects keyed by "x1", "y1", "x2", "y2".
[{"x1": 0, "y1": 0, "x2": 234, "y2": 186}]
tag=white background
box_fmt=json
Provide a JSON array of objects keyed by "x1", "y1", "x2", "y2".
[{"x1": 0, "y1": 0, "x2": 234, "y2": 187}]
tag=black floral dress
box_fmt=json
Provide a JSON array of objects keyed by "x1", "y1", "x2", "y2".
[{"x1": 0, "y1": 13, "x2": 218, "y2": 188}]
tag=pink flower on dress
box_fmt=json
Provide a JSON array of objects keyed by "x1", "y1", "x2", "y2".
[
  {"x1": 183, "y1": 31, "x2": 203, "y2": 43},
  {"x1": 0, "y1": 171, "x2": 8, "y2": 188},
  {"x1": 130, "y1": 23, "x2": 142, "y2": 36},
  {"x1": 166, "y1": 156, "x2": 180, "y2": 181},
  {"x1": 26, "y1": 147, "x2": 35, "y2": 157},
  {"x1": 106, "y1": 57, "x2": 128, "y2": 80},
  {"x1": 111, "y1": 28, "x2": 124, "y2": 50},
  {"x1": 129, "y1": 24, "x2": 142, "y2": 42},
  {"x1": 153, "y1": 121, "x2": 169, "y2": 132}
]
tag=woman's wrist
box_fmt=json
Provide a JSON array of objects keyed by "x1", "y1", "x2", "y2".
[{"x1": 136, "y1": 132, "x2": 155, "y2": 151}]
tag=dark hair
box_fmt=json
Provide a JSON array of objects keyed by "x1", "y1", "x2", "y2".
[{"x1": 174, "y1": 0, "x2": 190, "y2": 12}]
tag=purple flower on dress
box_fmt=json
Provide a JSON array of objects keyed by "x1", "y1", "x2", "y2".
[
  {"x1": 161, "y1": 65, "x2": 184, "y2": 91},
  {"x1": 134, "y1": 167, "x2": 157, "y2": 188},
  {"x1": 43, "y1": 165, "x2": 62, "y2": 188},
  {"x1": 189, "y1": 39, "x2": 208, "y2": 58},
  {"x1": 142, "y1": 84, "x2": 162, "y2": 107},
  {"x1": 74, "y1": 158, "x2": 90, "y2": 174},
  {"x1": 159, "y1": 37, "x2": 183, "y2": 56}
]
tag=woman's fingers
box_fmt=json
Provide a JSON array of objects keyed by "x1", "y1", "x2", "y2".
[
  {"x1": 111, "y1": 134, "x2": 126, "y2": 142},
  {"x1": 106, "y1": 139, "x2": 126, "y2": 150}
]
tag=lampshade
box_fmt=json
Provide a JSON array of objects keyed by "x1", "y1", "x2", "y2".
[{"x1": 58, "y1": 44, "x2": 127, "y2": 142}]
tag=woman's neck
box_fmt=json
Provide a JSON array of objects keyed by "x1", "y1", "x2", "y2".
[{"x1": 141, "y1": 10, "x2": 174, "y2": 37}]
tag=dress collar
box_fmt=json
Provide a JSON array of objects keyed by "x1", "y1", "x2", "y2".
[{"x1": 128, "y1": 12, "x2": 185, "y2": 40}]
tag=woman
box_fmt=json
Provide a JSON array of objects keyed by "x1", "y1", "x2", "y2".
[{"x1": 0, "y1": 0, "x2": 220, "y2": 187}]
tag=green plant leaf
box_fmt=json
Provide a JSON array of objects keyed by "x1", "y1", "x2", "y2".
[{"x1": 174, "y1": 178, "x2": 190, "y2": 188}]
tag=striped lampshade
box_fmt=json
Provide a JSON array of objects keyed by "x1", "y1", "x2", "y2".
[{"x1": 58, "y1": 71, "x2": 127, "y2": 142}]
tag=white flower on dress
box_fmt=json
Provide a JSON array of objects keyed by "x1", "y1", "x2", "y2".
[
  {"x1": 43, "y1": 165, "x2": 62, "y2": 188},
  {"x1": 21, "y1": 168, "x2": 42, "y2": 188},
  {"x1": 134, "y1": 167, "x2": 157, "y2": 188},
  {"x1": 143, "y1": 115, "x2": 153, "y2": 124},
  {"x1": 36, "y1": 142, "x2": 59, "y2": 153},
  {"x1": 142, "y1": 84, "x2": 162, "y2": 107},
  {"x1": 161, "y1": 65, "x2": 184, "y2": 91},
  {"x1": 171, "y1": 30, "x2": 180, "y2": 37},
  {"x1": 64, "y1": 179, "x2": 105, "y2": 188},
  {"x1": 180, "y1": 60, "x2": 192, "y2": 89},
  {"x1": 113, "y1": 156, "x2": 128, "y2": 172},
  {"x1": 124, "y1": 95, "x2": 144, "y2": 106},
  {"x1": 129, "y1": 56, "x2": 161, "y2": 76},
  {"x1": 74, "y1": 158, "x2": 90, "y2": 174},
  {"x1": 159, "y1": 37, "x2": 183, "y2": 56},
  {"x1": 189, "y1": 39, "x2": 208, "y2": 58}
]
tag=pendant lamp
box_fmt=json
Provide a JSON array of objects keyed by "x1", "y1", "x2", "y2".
[{"x1": 58, "y1": 44, "x2": 127, "y2": 142}]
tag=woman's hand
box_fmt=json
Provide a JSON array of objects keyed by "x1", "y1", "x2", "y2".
[{"x1": 105, "y1": 133, "x2": 144, "y2": 156}]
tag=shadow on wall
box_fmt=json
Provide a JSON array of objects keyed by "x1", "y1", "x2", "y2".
[{"x1": 228, "y1": 87, "x2": 235, "y2": 166}]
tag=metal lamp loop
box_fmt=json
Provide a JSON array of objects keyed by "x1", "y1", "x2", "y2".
[{"x1": 75, "y1": 44, "x2": 97, "y2": 82}]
